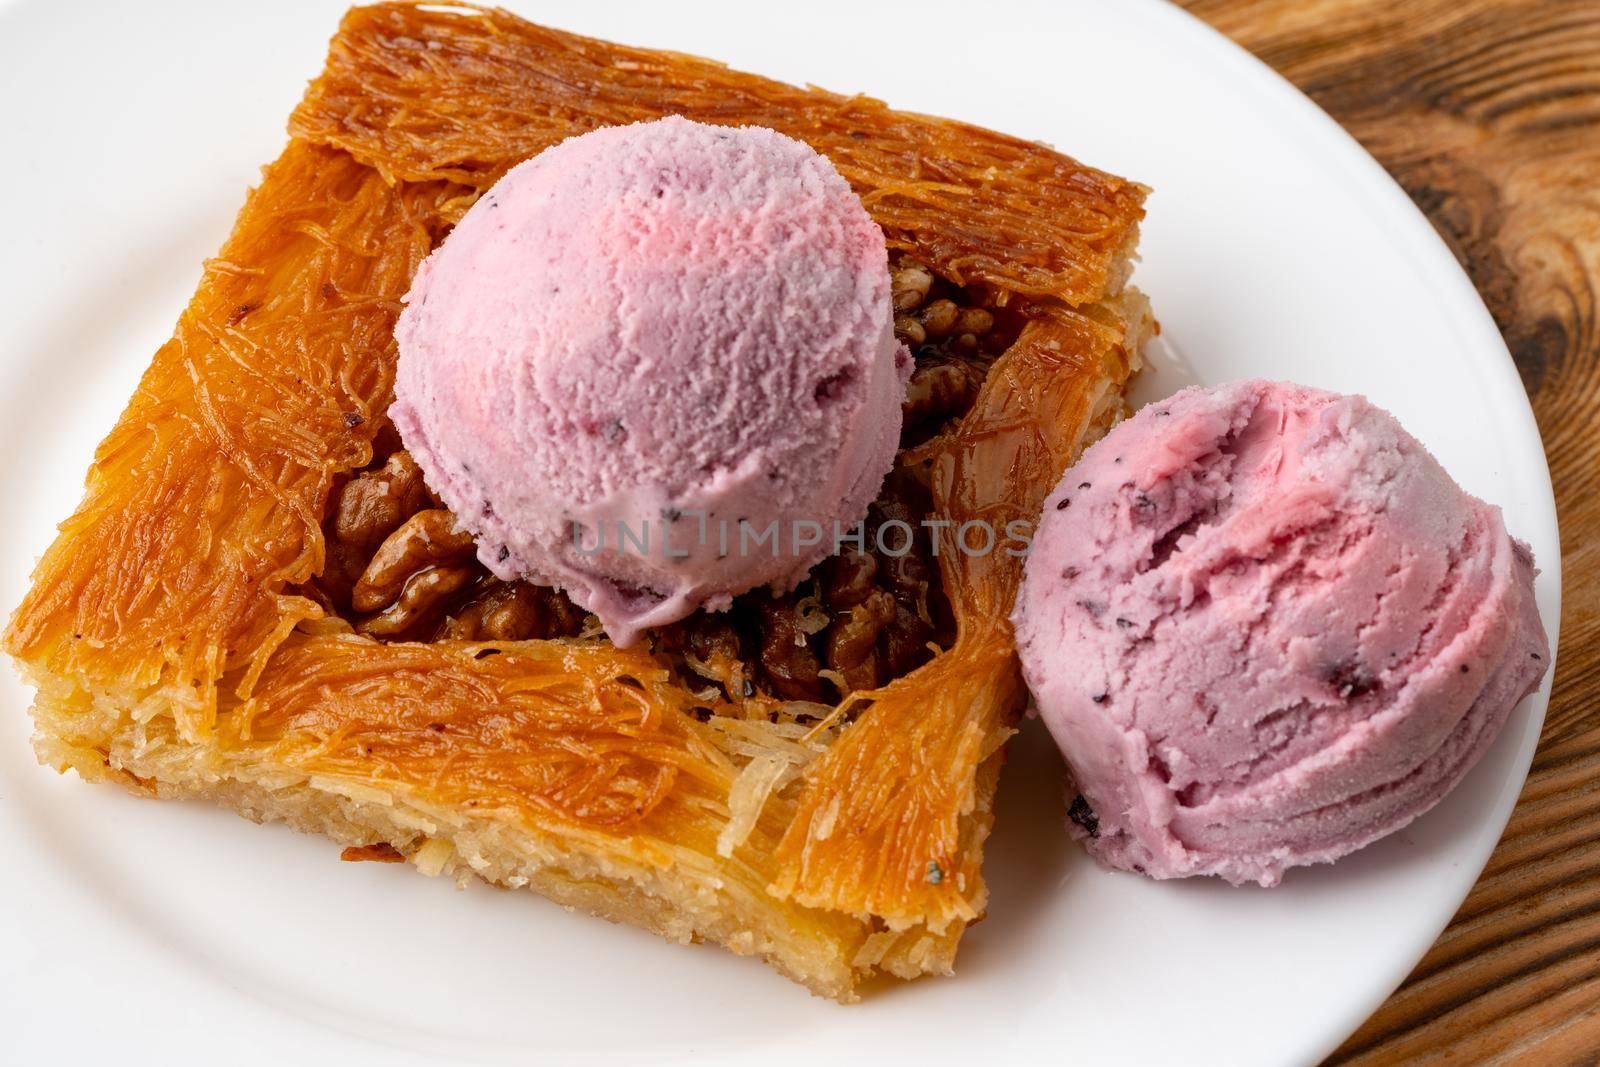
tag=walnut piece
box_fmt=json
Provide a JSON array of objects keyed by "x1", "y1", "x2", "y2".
[
  {"x1": 353, "y1": 509, "x2": 476, "y2": 613},
  {"x1": 358, "y1": 564, "x2": 477, "y2": 637}
]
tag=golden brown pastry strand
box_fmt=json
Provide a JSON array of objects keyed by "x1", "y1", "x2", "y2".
[
  {"x1": 289, "y1": 2, "x2": 1146, "y2": 305},
  {"x1": 5, "y1": 142, "x2": 459, "y2": 737},
  {"x1": 773, "y1": 311, "x2": 1146, "y2": 927}
]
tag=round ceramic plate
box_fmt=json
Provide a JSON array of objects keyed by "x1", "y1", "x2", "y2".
[{"x1": 0, "y1": 1, "x2": 1560, "y2": 1064}]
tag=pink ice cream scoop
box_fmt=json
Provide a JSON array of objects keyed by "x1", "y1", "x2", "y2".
[
  {"x1": 392, "y1": 117, "x2": 911, "y2": 646},
  {"x1": 1012, "y1": 380, "x2": 1549, "y2": 887}
]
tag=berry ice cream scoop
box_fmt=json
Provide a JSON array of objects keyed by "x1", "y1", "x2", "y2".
[
  {"x1": 1012, "y1": 380, "x2": 1549, "y2": 887},
  {"x1": 392, "y1": 117, "x2": 911, "y2": 647}
]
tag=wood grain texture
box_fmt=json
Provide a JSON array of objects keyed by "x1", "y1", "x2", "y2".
[{"x1": 1177, "y1": 1, "x2": 1600, "y2": 1062}]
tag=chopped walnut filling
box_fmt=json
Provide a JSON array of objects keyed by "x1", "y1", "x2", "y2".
[
  {"x1": 309, "y1": 256, "x2": 1000, "y2": 708},
  {"x1": 309, "y1": 457, "x2": 588, "y2": 642},
  {"x1": 654, "y1": 466, "x2": 953, "y2": 709},
  {"x1": 351, "y1": 509, "x2": 475, "y2": 613},
  {"x1": 890, "y1": 257, "x2": 1016, "y2": 446},
  {"x1": 442, "y1": 578, "x2": 588, "y2": 642}
]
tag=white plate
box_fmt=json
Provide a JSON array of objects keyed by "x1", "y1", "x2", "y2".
[{"x1": 0, "y1": 1, "x2": 1560, "y2": 1064}]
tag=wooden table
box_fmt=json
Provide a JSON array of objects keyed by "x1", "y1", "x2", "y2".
[{"x1": 1177, "y1": 1, "x2": 1600, "y2": 1061}]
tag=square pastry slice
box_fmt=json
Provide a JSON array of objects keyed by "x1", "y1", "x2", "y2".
[{"x1": 6, "y1": 2, "x2": 1151, "y2": 1000}]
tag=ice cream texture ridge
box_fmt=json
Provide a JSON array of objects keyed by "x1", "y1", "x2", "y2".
[
  {"x1": 1012, "y1": 379, "x2": 1550, "y2": 886},
  {"x1": 392, "y1": 116, "x2": 910, "y2": 646}
]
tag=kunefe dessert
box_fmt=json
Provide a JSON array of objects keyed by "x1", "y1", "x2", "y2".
[{"x1": 5, "y1": 2, "x2": 1151, "y2": 1000}]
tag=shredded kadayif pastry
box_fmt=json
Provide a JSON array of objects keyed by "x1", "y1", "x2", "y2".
[{"x1": 6, "y1": 2, "x2": 1150, "y2": 999}]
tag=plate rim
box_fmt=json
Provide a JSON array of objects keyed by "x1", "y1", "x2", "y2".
[
  {"x1": 0, "y1": 1, "x2": 1560, "y2": 1064},
  {"x1": 1146, "y1": 4, "x2": 1560, "y2": 1057}
]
